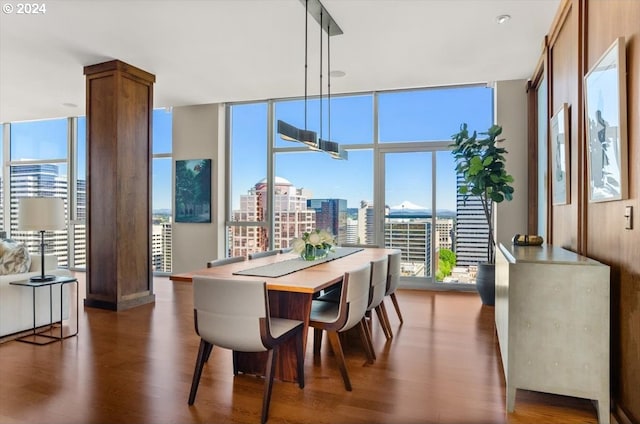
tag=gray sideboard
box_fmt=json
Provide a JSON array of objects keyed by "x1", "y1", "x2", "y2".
[{"x1": 495, "y1": 243, "x2": 610, "y2": 424}]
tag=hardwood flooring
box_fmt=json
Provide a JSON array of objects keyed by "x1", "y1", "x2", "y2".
[{"x1": 0, "y1": 273, "x2": 601, "y2": 424}]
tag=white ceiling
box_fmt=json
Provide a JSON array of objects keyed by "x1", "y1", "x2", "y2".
[{"x1": 0, "y1": 0, "x2": 560, "y2": 123}]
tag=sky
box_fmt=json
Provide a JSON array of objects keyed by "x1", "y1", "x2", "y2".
[
  {"x1": 5, "y1": 85, "x2": 493, "y2": 214},
  {"x1": 231, "y1": 85, "x2": 493, "y2": 212}
]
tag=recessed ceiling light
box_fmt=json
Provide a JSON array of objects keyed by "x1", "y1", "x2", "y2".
[
  {"x1": 496, "y1": 14, "x2": 511, "y2": 24},
  {"x1": 62, "y1": 102, "x2": 78, "y2": 108},
  {"x1": 330, "y1": 70, "x2": 346, "y2": 78}
]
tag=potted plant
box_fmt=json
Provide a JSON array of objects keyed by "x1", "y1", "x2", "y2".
[{"x1": 450, "y1": 123, "x2": 515, "y2": 305}]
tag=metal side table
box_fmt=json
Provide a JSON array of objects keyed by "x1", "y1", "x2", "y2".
[{"x1": 10, "y1": 276, "x2": 78, "y2": 345}]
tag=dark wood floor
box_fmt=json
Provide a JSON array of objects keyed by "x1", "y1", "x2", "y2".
[{"x1": 0, "y1": 273, "x2": 601, "y2": 424}]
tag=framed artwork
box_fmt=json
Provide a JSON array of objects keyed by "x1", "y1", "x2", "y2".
[
  {"x1": 550, "y1": 103, "x2": 570, "y2": 205},
  {"x1": 584, "y1": 36, "x2": 628, "y2": 202},
  {"x1": 175, "y1": 159, "x2": 212, "y2": 223}
]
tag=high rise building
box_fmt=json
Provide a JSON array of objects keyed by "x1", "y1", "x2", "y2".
[
  {"x1": 346, "y1": 218, "x2": 358, "y2": 244},
  {"x1": 385, "y1": 220, "x2": 431, "y2": 277},
  {"x1": 307, "y1": 198, "x2": 348, "y2": 245},
  {"x1": 358, "y1": 200, "x2": 375, "y2": 245},
  {"x1": 435, "y1": 218, "x2": 455, "y2": 251},
  {"x1": 231, "y1": 177, "x2": 316, "y2": 257},
  {"x1": 9, "y1": 164, "x2": 70, "y2": 266},
  {"x1": 454, "y1": 175, "x2": 489, "y2": 266},
  {"x1": 152, "y1": 224, "x2": 163, "y2": 271},
  {"x1": 161, "y1": 222, "x2": 172, "y2": 272}
]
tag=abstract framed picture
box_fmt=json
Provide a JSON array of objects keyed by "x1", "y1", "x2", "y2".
[
  {"x1": 584, "y1": 36, "x2": 628, "y2": 203},
  {"x1": 550, "y1": 103, "x2": 570, "y2": 205},
  {"x1": 175, "y1": 159, "x2": 212, "y2": 223}
]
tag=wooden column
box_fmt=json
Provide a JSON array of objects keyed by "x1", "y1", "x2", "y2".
[{"x1": 83, "y1": 60, "x2": 155, "y2": 311}]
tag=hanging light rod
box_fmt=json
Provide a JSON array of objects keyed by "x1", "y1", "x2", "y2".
[{"x1": 298, "y1": 0, "x2": 343, "y2": 36}]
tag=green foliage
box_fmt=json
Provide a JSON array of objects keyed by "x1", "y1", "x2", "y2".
[
  {"x1": 439, "y1": 248, "x2": 456, "y2": 268},
  {"x1": 450, "y1": 123, "x2": 515, "y2": 264},
  {"x1": 437, "y1": 248, "x2": 456, "y2": 281}
]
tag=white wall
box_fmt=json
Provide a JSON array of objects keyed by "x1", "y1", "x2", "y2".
[
  {"x1": 171, "y1": 103, "x2": 226, "y2": 274},
  {"x1": 494, "y1": 79, "x2": 529, "y2": 248}
]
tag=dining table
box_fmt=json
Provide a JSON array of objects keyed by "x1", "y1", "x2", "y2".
[{"x1": 170, "y1": 246, "x2": 399, "y2": 383}]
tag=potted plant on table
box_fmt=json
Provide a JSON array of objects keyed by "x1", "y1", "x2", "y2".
[{"x1": 450, "y1": 123, "x2": 515, "y2": 306}]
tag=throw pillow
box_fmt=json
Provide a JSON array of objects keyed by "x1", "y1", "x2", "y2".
[{"x1": 0, "y1": 240, "x2": 32, "y2": 275}]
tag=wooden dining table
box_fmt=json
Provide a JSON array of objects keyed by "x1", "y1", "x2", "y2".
[{"x1": 170, "y1": 247, "x2": 399, "y2": 383}]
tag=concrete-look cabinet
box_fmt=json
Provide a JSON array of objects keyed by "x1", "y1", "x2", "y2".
[{"x1": 496, "y1": 243, "x2": 610, "y2": 424}]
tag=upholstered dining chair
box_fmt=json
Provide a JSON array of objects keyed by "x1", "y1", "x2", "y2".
[
  {"x1": 248, "y1": 250, "x2": 279, "y2": 260},
  {"x1": 315, "y1": 244, "x2": 377, "y2": 303},
  {"x1": 188, "y1": 276, "x2": 305, "y2": 424},
  {"x1": 340, "y1": 243, "x2": 379, "y2": 248},
  {"x1": 384, "y1": 250, "x2": 403, "y2": 324},
  {"x1": 363, "y1": 257, "x2": 392, "y2": 351},
  {"x1": 309, "y1": 264, "x2": 373, "y2": 391},
  {"x1": 206, "y1": 256, "x2": 245, "y2": 268}
]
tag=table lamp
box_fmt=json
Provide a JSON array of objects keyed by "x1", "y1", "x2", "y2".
[{"x1": 18, "y1": 197, "x2": 66, "y2": 282}]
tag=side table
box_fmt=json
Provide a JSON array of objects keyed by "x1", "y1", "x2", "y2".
[{"x1": 10, "y1": 276, "x2": 78, "y2": 345}]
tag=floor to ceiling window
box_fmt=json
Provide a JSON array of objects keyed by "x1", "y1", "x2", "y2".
[
  {"x1": 152, "y1": 108, "x2": 173, "y2": 273},
  {"x1": 70, "y1": 116, "x2": 86, "y2": 269},
  {"x1": 228, "y1": 84, "x2": 494, "y2": 288},
  {"x1": 8, "y1": 118, "x2": 70, "y2": 266},
  {"x1": 228, "y1": 102, "x2": 268, "y2": 258},
  {"x1": 2, "y1": 108, "x2": 172, "y2": 273}
]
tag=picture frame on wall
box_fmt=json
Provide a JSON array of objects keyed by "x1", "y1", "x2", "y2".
[
  {"x1": 584, "y1": 36, "x2": 628, "y2": 203},
  {"x1": 175, "y1": 159, "x2": 212, "y2": 223},
  {"x1": 550, "y1": 103, "x2": 570, "y2": 205}
]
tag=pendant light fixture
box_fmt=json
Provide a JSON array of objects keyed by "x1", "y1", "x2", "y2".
[{"x1": 277, "y1": 0, "x2": 347, "y2": 160}]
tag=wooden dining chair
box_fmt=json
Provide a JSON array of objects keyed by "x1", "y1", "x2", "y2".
[
  {"x1": 384, "y1": 250, "x2": 403, "y2": 324},
  {"x1": 206, "y1": 256, "x2": 245, "y2": 268},
  {"x1": 309, "y1": 264, "x2": 374, "y2": 391},
  {"x1": 188, "y1": 276, "x2": 305, "y2": 424},
  {"x1": 248, "y1": 250, "x2": 279, "y2": 260}
]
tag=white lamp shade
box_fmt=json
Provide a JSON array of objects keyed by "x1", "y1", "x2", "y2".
[{"x1": 18, "y1": 197, "x2": 66, "y2": 231}]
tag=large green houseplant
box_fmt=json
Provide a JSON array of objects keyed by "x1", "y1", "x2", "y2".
[{"x1": 450, "y1": 123, "x2": 514, "y2": 304}]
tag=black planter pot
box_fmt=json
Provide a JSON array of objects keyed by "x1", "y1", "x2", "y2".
[{"x1": 476, "y1": 263, "x2": 495, "y2": 306}]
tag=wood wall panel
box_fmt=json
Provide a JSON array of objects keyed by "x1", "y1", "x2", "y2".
[
  {"x1": 550, "y1": 5, "x2": 579, "y2": 250},
  {"x1": 540, "y1": 1, "x2": 639, "y2": 422},
  {"x1": 584, "y1": 1, "x2": 640, "y2": 422},
  {"x1": 117, "y1": 75, "x2": 151, "y2": 298},
  {"x1": 587, "y1": 0, "x2": 640, "y2": 422},
  {"x1": 87, "y1": 74, "x2": 117, "y2": 300}
]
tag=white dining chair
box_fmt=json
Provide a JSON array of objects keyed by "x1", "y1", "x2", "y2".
[
  {"x1": 362, "y1": 257, "x2": 392, "y2": 357},
  {"x1": 309, "y1": 264, "x2": 374, "y2": 391},
  {"x1": 248, "y1": 250, "x2": 279, "y2": 260},
  {"x1": 315, "y1": 244, "x2": 377, "y2": 303},
  {"x1": 188, "y1": 276, "x2": 305, "y2": 424},
  {"x1": 384, "y1": 251, "x2": 403, "y2": 324},
  {"x1": 206, "y1": 256, "x2": 246, "y2": 268}
]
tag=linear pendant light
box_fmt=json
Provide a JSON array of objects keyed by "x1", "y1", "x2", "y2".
[{"x1": 277, "y1": 0, "x2": 347, "y2": 159}]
